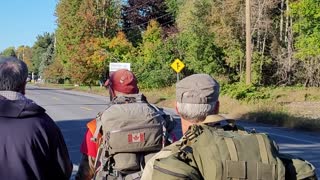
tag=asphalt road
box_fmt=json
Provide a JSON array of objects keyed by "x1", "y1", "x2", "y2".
[
  {"x1": 26, "y1": 85, "x2": 109, "y2": 177},
  {"x1": 25, "y1": 85, "x2": 319, "y2": 178}
]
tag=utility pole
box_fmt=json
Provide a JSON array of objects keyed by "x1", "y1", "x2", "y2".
[
  {"x1": 246, "y1": 0, "x2": 252, "y2": 85},
  {"x1": 22, "y1": 46, "x2": 25, "y2": 61}
]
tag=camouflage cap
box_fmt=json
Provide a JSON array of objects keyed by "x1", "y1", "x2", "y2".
[{"x1": 176, "y1": 74, "x2": 220, "y2": 104}]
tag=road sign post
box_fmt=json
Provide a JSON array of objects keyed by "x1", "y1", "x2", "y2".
[{"x1": 171, "y1": 59, "x2": 185, "y2": 82}]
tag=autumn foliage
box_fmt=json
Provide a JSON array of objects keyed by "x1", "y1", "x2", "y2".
[{"x1": 2, "y1": 0, "x2": 320, "y2": 88}]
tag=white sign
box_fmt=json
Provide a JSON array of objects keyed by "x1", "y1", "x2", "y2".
[{"x1": 109, "y1": 62, "x2": 131, "y2": 73}]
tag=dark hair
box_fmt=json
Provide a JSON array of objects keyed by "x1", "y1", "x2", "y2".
[{"x1": 0, "y1": 56, "x2": 28, "y2": 92}]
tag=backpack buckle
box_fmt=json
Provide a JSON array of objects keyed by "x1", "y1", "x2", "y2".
[{"x1": 109, "y1": 169, "x2": 120, "y2": 177}]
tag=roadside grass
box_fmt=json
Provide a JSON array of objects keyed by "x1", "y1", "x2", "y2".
[
  {"x1": 219, "y1": 94, "x2": 320, "y2": 131},
  {"x1": 243, "y1": 110, "x2": 320, "y2": 131},
  {"x1": 33, "y1": 83, "x2": 320, "y2": 131},
  {"x1": 270, "y1": 86, "x2": 320, "y2": 102}
]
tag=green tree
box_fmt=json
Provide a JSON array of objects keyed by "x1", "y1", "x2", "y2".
[
  {"x1": 205, "y1": 0, "x2": 245, "y2": 82},
  {"x1": 39, "y1": 43, "x2": 55, "y2": 77},
  {"x1": 1, "y1": 47, "x2": 16, "y2": 57},
  {"x1": 165, "y1": 0, "x2": 184, "y2": 18},
  {"x1": 122, "y1": 0, "x2": 175, "y2": 46},
  {"x1": 132, "y1": 20, "x2": 176, "y2": 88},
  {"x1": 170, "y1": 0, "x2": 282, "y2": 85},
  {"x1": 31, "y1": 33, "x2": 54, "y2": 74},
  {"x1": 43, "y1": 59, "x2": 65, "y2": 83},
  {"x1": 108, "y1": 31, "x2": 134, "y2": 62},
  {"x1": 55, "y1": 0, "x2": 121, "y2": 85},
  {"x1": 174, "y1": 0, "x2": 226, "y2": 77},
  {"x1": 16, "y1": 46, "x2": 33, "y2": 72},
  {"x1": 55, "y1": 0, "x2": 83, "y2": 67},
  {"x1": 291, "y1": 0, "x2": 320, "y2": 86}
]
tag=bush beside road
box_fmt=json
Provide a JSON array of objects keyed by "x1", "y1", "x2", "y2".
[{"x1": 32, "y1": 83, "x2": 320, "y2": 131}]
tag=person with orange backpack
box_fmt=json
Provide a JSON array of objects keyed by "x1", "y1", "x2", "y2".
[
  {"x1": 75, "y1": 69, "x2": 140, "y2": 180},
  {"x1": 75, "y1": 69, "x2": 177, "y2": 180}
]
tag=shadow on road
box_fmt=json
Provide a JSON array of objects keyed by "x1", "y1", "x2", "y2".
[
  {"x1": 27, "y1": 87, "x2": 63, "y2": 91},
  {"x1": 56, "y1": 119, "x2": 91, "y2": 165},
  {"x1": 41, "y1": 103, "x2": 107, "y2": 106}
]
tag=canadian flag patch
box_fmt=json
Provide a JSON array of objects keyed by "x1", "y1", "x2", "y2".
[{"x1": 128, "y1": 132, "x2": 145, "y2": 143}]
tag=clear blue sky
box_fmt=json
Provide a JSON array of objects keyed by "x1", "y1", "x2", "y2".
[{"x1": 0, "y1": 0, "x2": 57, "y2": 52}]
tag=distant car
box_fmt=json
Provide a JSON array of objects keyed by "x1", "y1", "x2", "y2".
[{"x1": 26, "y1": 77, "x2": 31, "y2": 82}]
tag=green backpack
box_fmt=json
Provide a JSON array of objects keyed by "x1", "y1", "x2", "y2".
[
  {"x1": 152, "y1": 122, "x2": 317, "y2": 180},
  {"x1": 93, "y1": 94, "x2": 175, "y2": 180},
  {"x1": 279, "y1": 153, "x2": 317, "y2": 180}
]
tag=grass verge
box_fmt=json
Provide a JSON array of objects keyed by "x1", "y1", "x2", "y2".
[{"x1": 32, "y1": 83, "x2": 320, "y2": 131}]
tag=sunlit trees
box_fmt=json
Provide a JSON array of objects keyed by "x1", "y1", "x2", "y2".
[
  {"x1": 122, "y1": 0, "x2": 175, "y2": 45},
  {"x1": 1, "y1": 0, "x2": 318, "y2": 88},
  {"x1": 43, "y1": 59, "x2": 65, "y2": 83},
  {"x1": 31, "y1": 33, "x2": 54, "y2": 75},
  {"x1": 171, "y1": 0, "x2": 226, "y2": 78},
  {"x1": 131, "y1": 20, "x2": 176, "y2": 88},
  {"x1": 16, "y1": 46, "x2": 33, "y2": 71},
  {"x1": 291, "y1": 0, "x2": 320, "y2": 86},
  {"x1": 55, "y1": 0, "x2": 122, "y2": 85},
  {"x1": 1, "y1": 47, "x2": 16, "y2": 57}
]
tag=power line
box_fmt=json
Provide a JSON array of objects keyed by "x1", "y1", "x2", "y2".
[
  {"x1": 122, "y1": 0, "x2": 155, "y2": 14},
  {"x1": 122, "y1": 12, "x2": 173, "y2": 31},
  {"x1": 127, "y1": 19, "x2": 176, "y2": 40}
]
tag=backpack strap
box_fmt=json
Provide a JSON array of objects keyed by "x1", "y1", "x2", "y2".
[
  {"x1": 93, "y1": 130, "x2": 119, "y2": 179},
  {"x1": 224, "y1": 138, "x2": 238, "y2": 161},
  {"x1": 255, "y1": 134, "x2": 277, "y2": 179},
  {"x1": 91, "y1": 102, "x2": 115, "y2": 142},
  {"x1": 93, "y1": 133, "x2": 108, "y2": 179},
  {"x1": 126, "y1": 171, "x2": 142, "y2": 180},
  {"x1": 224, "y1": 137, "x2": 241, "y2": 180},
  {"x1": 256, "y1": 134, "x2": 269, "y2": 164},
  {"x1": 91, "y1": 113, "x2": 102, "y2": 142}
]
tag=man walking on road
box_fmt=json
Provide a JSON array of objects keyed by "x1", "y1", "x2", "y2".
[
  {"x1": 75, "y1": 69, "x2": 176, "y2": 180},
  {"x1": 141, "y1": 74, "x2": 316, "y2": 180},
  {"x1": 141, "y1": 74, "x2": 222, "y2": 179},
  {"x1": 76, "y1": 69, "x2": 141, "y2": 180},
  {"x1": 0, "y1": 56, "x2": 73, "y2": 180}
]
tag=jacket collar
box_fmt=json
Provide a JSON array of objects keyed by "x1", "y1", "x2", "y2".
[
  {"x1": 202, "y1": 114, "x2": 227, "y2": 124},
  {"x1": 0, "y1": 97, "x2": 44, "y2": 118},
  {"x1": 0, "y1": 91, "x2": 27, "y2": 101}
]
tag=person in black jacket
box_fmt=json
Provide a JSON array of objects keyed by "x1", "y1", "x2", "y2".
[{"x1": 0, "y1": 56, "x2": 73, "y2": 180}]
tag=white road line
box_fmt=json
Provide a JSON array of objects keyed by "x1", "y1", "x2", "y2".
[
  {"x1": 27, "y1": 92, "x2": 41, "y2": 95},
  {"x1": 267, "y1": 132, "x2": 318, "y2": 144},
  {"x1": 52, "y1": 97, "x2": 60, "y2": 100},
  {"x1": 242, "y1": 123, "x2": 320, "y2": 144},
  {"x1": 279, "y1": 143, "x2": 320, "y2": 148},
  {"x1": 80, "y1": 106, "x2": 93, "y2": 111}
]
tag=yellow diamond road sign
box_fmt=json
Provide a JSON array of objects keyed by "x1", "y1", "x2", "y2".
[{"x1": 171, "y1": 59, "x2": 185, "y2": 73}]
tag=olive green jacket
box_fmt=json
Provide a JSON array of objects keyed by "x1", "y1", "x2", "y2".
[{"x1": 141, "y1": 142, "x2": 179, "y2": 180}]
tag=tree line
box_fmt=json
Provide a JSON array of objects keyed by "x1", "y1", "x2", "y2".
[{"x1": 1, "y1": 0, "x2": 319, "y2": 88}]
